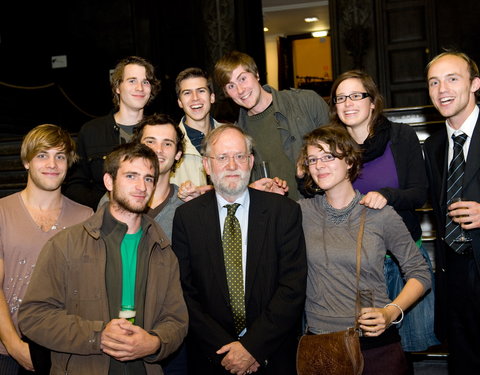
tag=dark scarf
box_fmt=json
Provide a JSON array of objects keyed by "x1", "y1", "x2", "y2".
[{"x1": 360, "y1": 116, "x2": 392, "y2": 163}]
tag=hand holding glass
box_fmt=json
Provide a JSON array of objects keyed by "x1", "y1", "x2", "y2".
[
  {"x1": 358, "y1": 289, "x2": 375, "y2": 336},
  {"x1": 451, "y1": 197, "x2": 472, "y2": 243}
]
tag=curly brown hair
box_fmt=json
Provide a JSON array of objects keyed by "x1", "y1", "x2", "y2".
[{"x1": 299, "y1": 125, "x2": 362, "y2": 194}]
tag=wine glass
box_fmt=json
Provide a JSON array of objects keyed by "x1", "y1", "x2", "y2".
[
  {"x1": 451, "y1": 197, "x2": 472, "y2": 243},
  {"x1": 259, "y1": 161, "x2": 270, "y2": 178},
  {"x1": 358, "y1": 289, "x2": 374, "y2": 336}
]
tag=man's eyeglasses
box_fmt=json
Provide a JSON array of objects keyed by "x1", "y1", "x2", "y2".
[
  {"x1": 304, "y1": 154, "x2": 336, "y2": 166},
  {"x1": 207, "y1": 154, "x2": 251, "y2": 165},
  {"x1": 333, "y1": 92, "x2": 370, "y2": 104}
]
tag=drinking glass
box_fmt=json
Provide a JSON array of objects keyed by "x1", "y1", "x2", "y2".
[
  {"x1": 452, "y1": 197, "x2": 472, "y2": 243},
  {"x1": 259, "y1": 161, "x2": 270, "y2": 178},
  {"x1": 358, "y1": 289, "x2": 374, "y2": 336}
]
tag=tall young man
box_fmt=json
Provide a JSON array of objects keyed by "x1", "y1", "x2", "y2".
[
  {"x1": 171, "y1": 67, "x2": 221, "y2": 187},
  {"x1": 64, "y1": 56, "x2": 161, "y2": 209},
  {"x1": 214, "y1": 51, "x2": 329, "y2": 200},
  {"x1": 0, "y1": 124, "x2": 92, "y2": 374},
  {"x1": 19, "y1": 143, "x2": 188, "y2": 374},
  {"x1": 424, "y1": 51, "x2": 480, "y2": 374}
]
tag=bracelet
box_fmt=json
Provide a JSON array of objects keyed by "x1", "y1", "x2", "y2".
[{"x1": 384, "y1": 303, "x2": 404, "y2": 325}]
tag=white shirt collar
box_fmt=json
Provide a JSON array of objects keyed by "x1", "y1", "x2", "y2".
[
  {"x1": 216, "y1": 189, "x2": 249, "y2": 210},
  {"x1": 446, "y1": 105, "x2": 479, "y2": 139}
]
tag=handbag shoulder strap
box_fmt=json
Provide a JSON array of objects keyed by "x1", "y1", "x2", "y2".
[{"x1": 354, "y1": 208, "x2": 367, "y2": 327}]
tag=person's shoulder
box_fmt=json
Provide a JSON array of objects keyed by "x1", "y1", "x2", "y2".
[
  {"x1": 62, "y1": 195, "x2": 94, "y2": 216},
  {"x1": 249, "y1": 188, "x2": 299, "y2": 209},
  {"x1": 167, "y1": 185, "x2": 184, "y2": 209},
  {"x1": 0, "y1": 191, "x2": 20, "y2": 207},
  {"x1": 389, "y1": 121, "x2": 421, "y2": 142},
  {"x1": 80, "y1": 113, "x2": 114, "y2": 133},
  {"x1": 297, "y1": 195, "x2": 319, "y2": 210},
  {"x1": 277, "y1": 87, "x2": 320, "y2": 100},
  {"x1": 366, "y1": 204, "x2": 397, "y2": 221},
  {"x1": 0, "y1": 193, "x2": 21, "y2": 220},
  {"x1": 423, "y1": 126, "x2": 446, "y2": 149},
  {"x1": 390, "y1": 121, "x2": 416, "y2": 133},
  {"x1": 176, "y1": 189, "x2": 214, "y2": 213}
]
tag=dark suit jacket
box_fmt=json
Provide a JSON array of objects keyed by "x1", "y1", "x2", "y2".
[
  {"x1": 423, "y1": 110, "x2": 480, "y2": 339},
  {"x1": 172, "y1": 188, "x2": 307, "y2": 374}
]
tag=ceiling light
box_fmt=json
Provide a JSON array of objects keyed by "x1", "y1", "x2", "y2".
[
  {"x1": 264, "y1": 27, "x2": 269, "y2": 32},
  {"x1": 304, "y1": 17, "x2": 319, "y2": 23},
  {"x1": 312, "y1": 30, "x2": 328, "y2": 37}
]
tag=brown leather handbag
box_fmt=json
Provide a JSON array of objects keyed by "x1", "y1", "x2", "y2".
[{"x1": 296, "y1": 209, "x2": 366, "y2": 375}]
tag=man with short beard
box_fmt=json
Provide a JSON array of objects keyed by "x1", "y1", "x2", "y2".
[
  {"x1": 172, "y1": 124, "x2": 306, "y2": 375},
  {"x1": 19, "y1": 143, "x2": 188, "y2": 375}
]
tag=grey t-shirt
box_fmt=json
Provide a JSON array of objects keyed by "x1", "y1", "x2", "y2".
[{"x1": 298, "y1": 195, "x2": 431, "y2": 333}]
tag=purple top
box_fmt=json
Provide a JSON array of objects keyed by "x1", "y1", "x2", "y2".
[{"x1": 353, "y1": 141, "x2": 399, "y2": 194}]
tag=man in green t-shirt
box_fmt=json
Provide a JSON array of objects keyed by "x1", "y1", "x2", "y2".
[{"x1": 19, "y1": 143, "x2": 188, "y2": 374}]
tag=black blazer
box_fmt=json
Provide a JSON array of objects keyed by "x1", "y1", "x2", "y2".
[
  {"x1": 172, "y1": 188, "x2": 306, "y2": 373},
  {"x1": 424, "y1": 111, "x2": 480, "y2": 338}
]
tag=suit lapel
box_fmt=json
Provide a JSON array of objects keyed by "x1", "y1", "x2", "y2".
[
  {"x1": 431, "y1": 129, "x2": 449, "y2": 214},
  {"x1": 464, "y1": 115, "x2": 480, "y2": 190},
  {"x1": 201, "y1": 192, "x2": 231, "y2": 305},
  {"x1": 245, "y1": 189, "x2": 268, "y2": 304}
]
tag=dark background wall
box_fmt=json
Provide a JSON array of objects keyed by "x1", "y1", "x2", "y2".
[
  {"x1": 1, "y1": 0, "x2": 479, "y2": 136},
  {"x1": 330, "y1": 0, "x2": 480, "y2": 108},
  {"x1": 0, "y1": 0, "x2": 265, "y2": 137}
]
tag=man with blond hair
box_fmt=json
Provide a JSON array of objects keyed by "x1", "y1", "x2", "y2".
[
  {"x1": 0, "y1": 124, "x2": 92, "y2": 374},
  {"x1": 424, "y1": 51, "x2": 480, "y2": 374},
  {"x1": 214, "y1": 51, "x2": 329, "y2": 200}
]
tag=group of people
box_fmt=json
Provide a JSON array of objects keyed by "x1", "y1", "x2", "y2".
[{"x1": 0, "y1": 49, "x2": 479, "y2": 375}]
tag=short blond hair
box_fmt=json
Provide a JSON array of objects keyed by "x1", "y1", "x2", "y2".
[{"x1": 21, "y1": 124, "x2": 78, "y2": 167}]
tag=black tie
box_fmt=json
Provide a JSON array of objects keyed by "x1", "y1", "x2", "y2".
[{"x1": 445, "y1": 133, "x2": 468, "y2": 252}]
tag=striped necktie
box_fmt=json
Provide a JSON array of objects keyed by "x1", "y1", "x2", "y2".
[{"x1": 445, "y1": 133, "x2": 468, "y2": 252}]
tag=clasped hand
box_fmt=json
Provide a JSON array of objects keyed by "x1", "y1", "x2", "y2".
[
  {"x1": 216, "y1": 341, "x2": 260, "y2": 374},
  {"x1": 100, "y1": 319, "x2": 160, "y2": 361}
]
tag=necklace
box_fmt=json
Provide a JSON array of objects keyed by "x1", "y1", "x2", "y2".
[{"x1": 321, "y1": 190, "x2": 362, "y2": 224}]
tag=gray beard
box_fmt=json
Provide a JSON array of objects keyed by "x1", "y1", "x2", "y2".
[{"x1": 210, "y1": 171, "x2": 250, "y2": 201}]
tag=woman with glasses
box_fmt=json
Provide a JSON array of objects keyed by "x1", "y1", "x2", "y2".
[
  {"x1": 330, "y1": 70, "x2": 439, "y2": 353},
  {"x1": 298, "y1": 125, "x2": 431, "y2": 374}
]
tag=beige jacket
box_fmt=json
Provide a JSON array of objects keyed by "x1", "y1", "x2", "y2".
[{"x1": 170, "y1": 117, "x2": 221, "y2": 187}]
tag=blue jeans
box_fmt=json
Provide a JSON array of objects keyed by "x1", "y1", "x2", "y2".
[{"x1": 384, "y1": 244, "x2": 440, "y2": 352}]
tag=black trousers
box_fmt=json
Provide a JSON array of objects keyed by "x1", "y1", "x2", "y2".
[{"x1": 446, "y1": 249, "x2": 480, "y2": 375}]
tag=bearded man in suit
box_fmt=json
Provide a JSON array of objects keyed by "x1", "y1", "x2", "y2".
[{"x1": 172, "y1": 124, "x2": 306, "y2": 375}]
